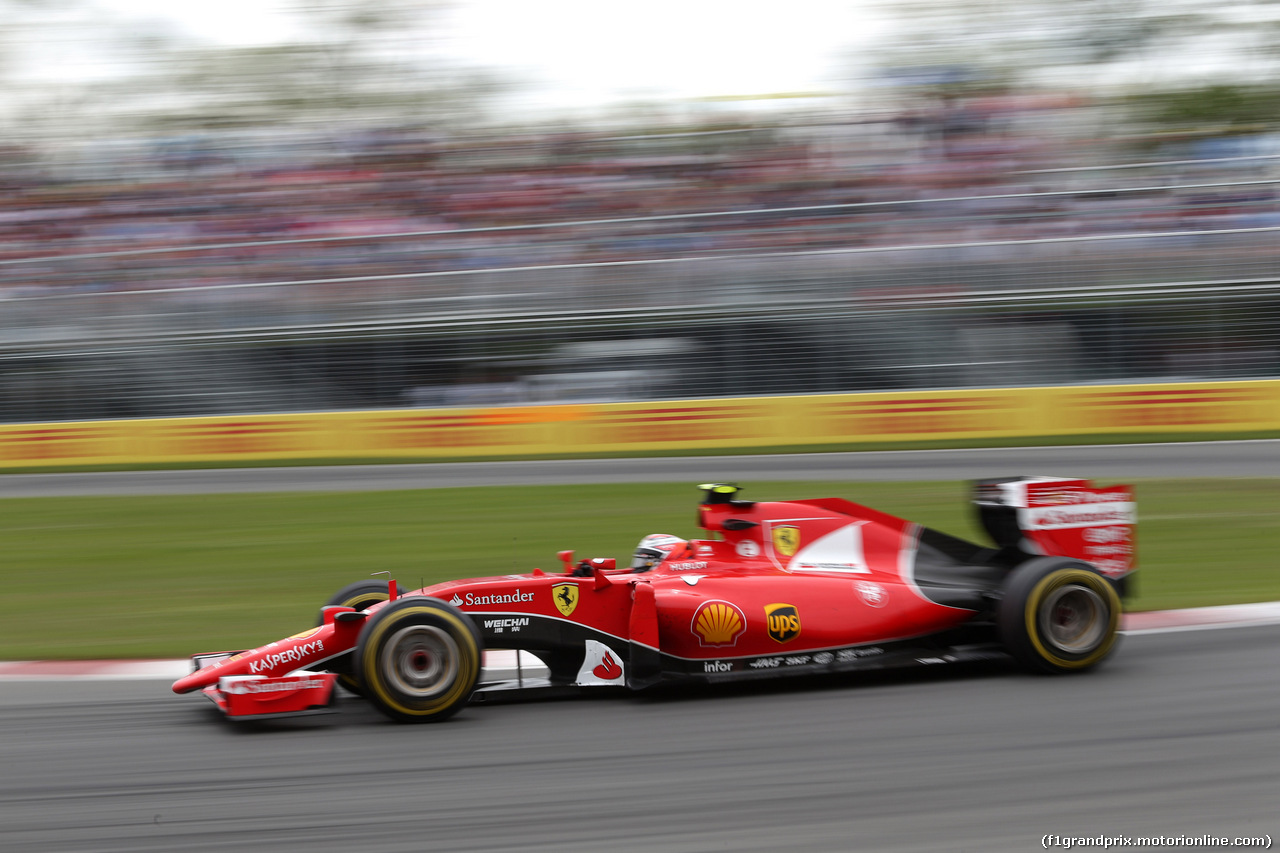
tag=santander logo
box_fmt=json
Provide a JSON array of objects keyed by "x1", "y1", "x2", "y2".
[
  {"x1": 575, "y1": 639, "x2": 625, "y2": 686},
  {"x1": 592, "y1": 651, "x2": 623, "y2": 680}
]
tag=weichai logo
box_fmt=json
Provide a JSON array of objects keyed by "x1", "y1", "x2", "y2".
[{"x1": 765, "y1": 603, "x2": 801, "y2": 643}]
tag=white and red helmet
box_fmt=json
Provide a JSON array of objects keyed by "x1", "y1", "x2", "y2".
[{"x1": 629, "y1": 534, "x2": 691, "y2": 571}]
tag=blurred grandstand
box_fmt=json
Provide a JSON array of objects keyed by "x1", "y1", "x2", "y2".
[{"x1": 2, "y1": 100, "x2": 1279, "y2": 422}]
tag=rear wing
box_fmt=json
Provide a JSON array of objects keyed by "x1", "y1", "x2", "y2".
[{"x1": 973, "y1": 476, "x2": 1136, "y2": 591}]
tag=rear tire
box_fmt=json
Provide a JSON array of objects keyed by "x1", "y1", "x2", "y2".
[
  {"x1": 318, "y1": 580, "x2": 400, "y2": 695},
  {"x1": 998, "y1": 557, "x2": 1121, "y2": 673},
  {"x1": 355, "y1": 597, "x2": 483, "y2": 723}
]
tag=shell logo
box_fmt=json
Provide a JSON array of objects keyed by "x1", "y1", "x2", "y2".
[{"x1": 691, "y1": 600, "x2": 747, "y2": 647}]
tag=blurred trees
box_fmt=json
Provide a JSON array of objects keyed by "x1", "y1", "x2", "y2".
[
  {"x1": 1127, "y1": 84, "x2": 1280, "y2": 132},
  {"x1": 2, "y1": 0, "x2": 516, "y2": 139},
  {"x1": 6, "y1": 0, "x2": 1280, "y2": 143},
  {"x1": 861, "y1": 0, "x2": 1280, "y2": 147},
  {"x1": 867, "y1": 0, "x2": 1280, "y2": 92},
  {"x1": 148, "y1": 0, "x2": 512, "y2": 131},
  {"x1": 0, "y1": 0, "x2": 96, "y2": 137}
]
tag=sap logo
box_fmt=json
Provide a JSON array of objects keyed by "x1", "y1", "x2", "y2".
[
  {"x1": 836, "y1": 647, "x2": 884, "y2": 662},
  {"x1": 703, "y1": 660, "x2": 733, "y2": 673}
]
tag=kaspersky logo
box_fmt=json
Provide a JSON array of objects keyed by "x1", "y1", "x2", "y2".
[
  {"x1": 691, "y1": 600, "x2": 746, "y2": 647},
  {"x1": 765, "y1": 603, "x2": 801, "y2": 643}
]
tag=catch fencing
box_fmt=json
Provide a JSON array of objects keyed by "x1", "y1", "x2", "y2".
[{"x1": 2, "y1": 174, "x2": 1280, "y2": 423}]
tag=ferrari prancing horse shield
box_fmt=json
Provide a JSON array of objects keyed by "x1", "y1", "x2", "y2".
[
  {"x1": 772, "y1": 525, "x2": 800, "y2": 557},
  {"x1": 552, "y1": 582, "x2": 579, "y2": 617}
]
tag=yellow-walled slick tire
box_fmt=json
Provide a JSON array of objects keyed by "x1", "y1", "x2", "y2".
[
  {"x1": 997, "y1": 557, "x2": 1122, "y2": 674},
  {"x1": 318, "y1": 580, "x2": 401, "y2": 696},
  {"x1": 354, "y1": 597, "x2": 483, "y2": 723}
]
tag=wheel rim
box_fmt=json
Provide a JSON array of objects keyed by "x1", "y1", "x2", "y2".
[
  {"x1": 1040, "y1": 583, "x2": 1108, "y2": 653},
  {"x1": 380, "y1": 625, "x2": 460, "y2": 699}
]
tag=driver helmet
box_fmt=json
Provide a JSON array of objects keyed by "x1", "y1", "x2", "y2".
[{"x1": 630, "y1": 533, "x2": 691, "y2": 571}]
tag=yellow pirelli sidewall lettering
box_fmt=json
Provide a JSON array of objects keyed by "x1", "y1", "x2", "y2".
[
  {"x1": 1, "y1": 379, "x2": 1278, "y2": 467},
  {"x1": 362, "y1": 606, "x2": 479, "y2": 716},
  {"x1": 1024, "y1": 569, "x2": 1121, "y2": 670}
]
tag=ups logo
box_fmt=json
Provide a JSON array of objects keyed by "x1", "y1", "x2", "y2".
[{"x1": 765, "y1": 603, "x2": 801, "y2": 643}]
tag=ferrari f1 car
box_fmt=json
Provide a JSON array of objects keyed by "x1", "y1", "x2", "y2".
[{"x1": 173, "y1": 476, "x2": 1136, "y2": 723}]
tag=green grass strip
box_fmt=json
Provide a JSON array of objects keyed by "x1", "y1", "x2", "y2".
[{"x1": 2, "y1": 479, "x2": 1276, "y2": 659}]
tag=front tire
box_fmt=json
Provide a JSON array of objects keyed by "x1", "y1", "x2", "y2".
[
  {"x1": 997, "y1": 557, "x2": 1121, "y2": 673},
  {"x1": 355, "y1": 598, "x2": 483, "y2": 723},
  {"x1": 318, "y1": 580, "x2": 401, "y2": 695},
  {"x1": 320, "y1": 579, "x2": 400, "y2": 619}
]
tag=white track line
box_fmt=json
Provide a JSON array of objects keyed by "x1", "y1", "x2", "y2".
[
  {"x1": 1121, "y1": 601, "x2": 1280, "y2": 635},
  {"x1": 2, "y1": 603, "x2": 1277, "y2": 681},
  {"x1": 0, "y1": 649, "x2": 544, "y2": 682}
]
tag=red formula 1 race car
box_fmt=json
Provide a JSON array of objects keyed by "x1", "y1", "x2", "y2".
[{"x1": 173, "y1": 477, "x2": 1136, "y2": 723}]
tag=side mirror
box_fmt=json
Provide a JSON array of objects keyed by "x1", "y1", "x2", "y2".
[{"x1": 572, "y1": 556, "x2": 617, "y2": 578}]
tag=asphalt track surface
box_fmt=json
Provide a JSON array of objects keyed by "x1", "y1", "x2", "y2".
[
  {"x1": 3, "y1": 626, "x2": 1278, "y2": 853},
  {"x1": 3, "y1": 443, "x2": 1277, "y2": 852},
  {"x1": 1, "y1": 439, "x2": 1278, "y2": 496}
]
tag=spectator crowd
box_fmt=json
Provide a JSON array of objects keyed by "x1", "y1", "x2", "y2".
[{"x1": 2, "y1": 97, "x2": 1278, "y2": 303}]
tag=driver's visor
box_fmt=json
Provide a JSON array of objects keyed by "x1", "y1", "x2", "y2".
[{"x1": 630, "y1": 548, "x2": 664, "y2": 570}]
